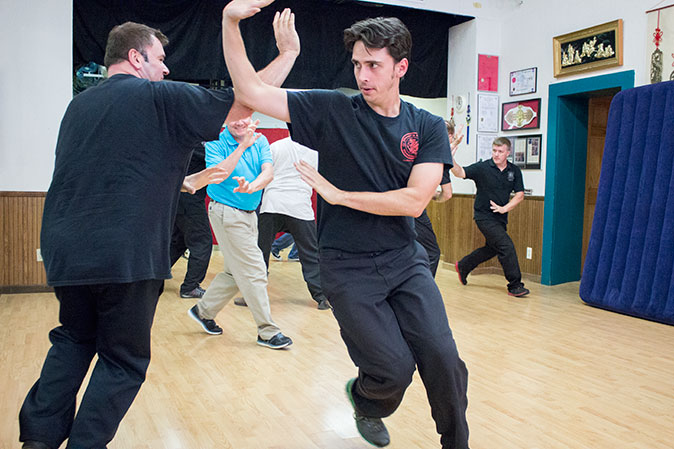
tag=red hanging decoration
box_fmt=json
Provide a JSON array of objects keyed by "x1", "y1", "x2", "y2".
[{"x1": 653, "y1": 10, "x2": 663, "y2": 48}]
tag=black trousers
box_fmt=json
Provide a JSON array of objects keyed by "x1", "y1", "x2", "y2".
[
  {"x1": 320, "y1": 242, "x2": 469, "y2": 449},
  {"x1": 170, "y1": 193, "x2": 213, "y2": 294},
  {"x1": 19, "y1": 280, "x2": 164, "y2": 449},
  {"x1": 257, "y1": 212, "x2": 327, "y2": 304},
  {"x1": 460, "y1": 219, "x2": 523, "y2": 291},
  {"x1": 415, "y1": 209, "x2": 441, "y2": 277}
]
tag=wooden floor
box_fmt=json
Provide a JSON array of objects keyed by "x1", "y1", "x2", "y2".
[{"x1": 2, "y1": 250, "x2": 674, "y2": 449}]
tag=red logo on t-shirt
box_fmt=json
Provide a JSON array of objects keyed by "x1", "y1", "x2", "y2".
[{"x1": 400, "y1": 132, "x2": 419, "y2": 162}]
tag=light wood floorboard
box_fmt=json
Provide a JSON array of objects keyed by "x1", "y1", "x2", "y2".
[{"x1": 2, "y1": 251, "x2": 673, "y2": 448}]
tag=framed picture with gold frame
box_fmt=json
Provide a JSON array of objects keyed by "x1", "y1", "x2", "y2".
[{"x1": 553, "y1": 19, "x2": 623, "y2": 77}]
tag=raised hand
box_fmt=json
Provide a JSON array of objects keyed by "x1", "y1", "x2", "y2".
[
  {"x1": 240, "y1": 119, "x2": 261, "y2": 149},
  {"x1": 223, "y1": 0, "x2": 275, "y2": 22},
  {"x1": 450, "y1": 124, "x2": 465, "y2": 157},
  {"x1": 273, "y1": 8, "x2": 300, "y2": 57}
]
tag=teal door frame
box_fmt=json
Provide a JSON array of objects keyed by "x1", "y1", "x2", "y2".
[{"x1": 541, "y1": 70, "x2": 634, "y2": 285}]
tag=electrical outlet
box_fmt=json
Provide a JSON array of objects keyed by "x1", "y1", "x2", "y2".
[
  {"x1": 526, "y1": 247, "x2": 532, "y2": 259},
  {"x1": 36, "y1": 249, "x2": 43, "y2": 262}
]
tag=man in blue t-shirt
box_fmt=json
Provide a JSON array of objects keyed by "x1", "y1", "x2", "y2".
[
  {"x1": 219, "y1": 3, "x2": 470, "y2": 448},
  {"x1": 451, "y1": 137, "x2": 530, "y2": 297},
  {"x1": 188, "y1": 117, "x2": 293, "y2": 350}
]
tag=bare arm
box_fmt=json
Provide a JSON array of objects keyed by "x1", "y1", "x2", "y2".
[
  {"x1": 295, "y1": 161, "x2": 443, "y2": 217},
  {"x1": 222, "y1": 1, "x2": 291, "y2": 122},
  {"x1": 181, "y1": 165, "x2": 230, "y2": 194},
  {"x1": 233, "y1": 162, "x2": 274, "y2": 194},
  {"x1": 224, "y1": 7, "x2": 298, "y2": 123},
  {"x1": 490, "y1": 191, "x2": 524, "y2": 214},
  {"x1": 256, "y1": 9, "x2": 299, "y2": 87},
  {"x1": 450, "y1": 158, "x2": 466, "y2": 179}
]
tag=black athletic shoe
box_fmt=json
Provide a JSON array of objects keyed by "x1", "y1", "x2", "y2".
[
  {"x1": 257, "y1": 332, "x2": 293, "y2": 349},
  {"x1": 346, "y1": 378, "x2": 390, "y2": 447},
  {"x1": 317, "y1": 298, "x2": 332, "y2": 310},
  {"x1": 454, "y1": 261, "x2": 468, "y2": 285},
  {"x1": 508, "y1": 286, "x2": 530, "y2": 297},
  {"x1": 233, "y1": 297, "x2": 247, "y2": 307},
  {"x1": 271, "y1": 249, "x2": 282, "y2": 261},
  {"x1": 181, "y1": 286, "x2": 206, "y2": 299},
  {"x1": 188, "y1": 305, "x2": 222, "y2": 335}
]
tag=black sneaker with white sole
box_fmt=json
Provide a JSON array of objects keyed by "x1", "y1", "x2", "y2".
[
  {"x1": 257, "y1": 332, "x2": 292, "y2": 349},
  {"x1": 188, "y1": 305, "x2": 222, "y2": 335}
]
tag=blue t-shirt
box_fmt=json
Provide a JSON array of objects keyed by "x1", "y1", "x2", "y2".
[
  {"x1": 205, "y1": 127, "x2": 272, "y2": 211},
  {"x1": 287, "y1": 90, "x2": 451, "y2": 252}
]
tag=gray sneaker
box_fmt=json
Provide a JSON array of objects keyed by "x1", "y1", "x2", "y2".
[
  {"x1": 181, "y1": 286, "x2": 206, "y2": 299},
  {"x1": 346, "y1": 378, "x2": 390, "y2": 447}
]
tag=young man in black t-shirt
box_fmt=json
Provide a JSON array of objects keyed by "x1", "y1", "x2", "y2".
[
  {"x1": 221, "y1": 2, "x2": 470, "y2": 448},
  {"x1": 451, "y1": 137, "x2": 530, "y2": 297},
  {"x1": 20, "y1": 14, "x2": 299, "y2": 449}
]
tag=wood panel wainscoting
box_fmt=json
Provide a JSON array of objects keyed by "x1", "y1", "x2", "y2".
[
  {"x1": 426, "y1": 194, "x2": 544, "y2": 281},
  {"x1": 0, "y1": 192, "x2": 49, "y2": 293}
]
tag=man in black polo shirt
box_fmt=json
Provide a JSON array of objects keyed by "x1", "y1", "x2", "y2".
[
  {"x1": 221, "y1": 2, "x2": 469, "y2": 448},
  {"x1": 451, "y1": 136, "x2": 530, "y2": 297}
]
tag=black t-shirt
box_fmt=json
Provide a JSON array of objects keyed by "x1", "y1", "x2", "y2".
[
  {"x1": 41, "y1": 74, "x2": 233, "y2": 286},
  {"x1": 464, "y1": 159, "x2": 524, "y2": 224},
  {"x1": 287, "y1": 90, "x2": 451, "y2": 252}
]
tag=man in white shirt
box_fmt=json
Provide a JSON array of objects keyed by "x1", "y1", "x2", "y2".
[{"x1": 257, "y1": 137, "x2": 330, "y2": 310}]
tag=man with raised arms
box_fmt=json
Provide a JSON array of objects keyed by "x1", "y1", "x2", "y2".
[{"x1": 219, "y1": 1, "x2": 470, "y2": 448}]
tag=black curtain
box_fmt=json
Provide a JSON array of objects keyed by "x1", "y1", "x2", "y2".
[{"x1": 73, "y1": 0, "x2": 472, "y2": 98}]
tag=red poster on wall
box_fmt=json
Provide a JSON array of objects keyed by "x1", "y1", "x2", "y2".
[{"x1": 478, "y1": 54, "x2": 499, "y2": 92}]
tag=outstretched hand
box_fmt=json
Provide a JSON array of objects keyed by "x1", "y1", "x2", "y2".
[
  {"x1": 294, "y1": 160, "x2": 343, "y2": 205},
  {"x1": 182, "y1": 166, "x2": 230, "y2": 194},
  {"x1": 223, "y1": 0, "x2": 275, "y2": 21},
  {"x1": 273, "y1": 8, "x2": 300, "y2": 57},
  {"x1": 232, "y1": 176, "x2": 254, "y2": 194}
]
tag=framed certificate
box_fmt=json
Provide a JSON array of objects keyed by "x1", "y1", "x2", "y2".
[
  {"x1": 477, "y1": 94, "x2": 499, "y2": 133},
  {"x1": 509, "y1": 67, "x2": 537, "y2": 96}
]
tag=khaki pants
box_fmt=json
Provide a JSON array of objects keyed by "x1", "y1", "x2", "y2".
[{"x1": 197, "y1": 201, "x2": 280, "y2": 340}]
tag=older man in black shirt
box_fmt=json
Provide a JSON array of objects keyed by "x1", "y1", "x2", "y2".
[{"x1": 451, "y1": 136, "x2": 530, "y2": 297}]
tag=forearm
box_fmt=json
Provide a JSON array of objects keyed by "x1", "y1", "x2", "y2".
[
  {"x1": 248, "y1": 167, "x2": 274, "y2": 192},
  {"x1": 503, "y1": 191, "x2": 525, "y2": 212},
  {"x1": 335, "y1": 187, "x2": 434, "y2": 217},
  {"x1": 257, "y1": 51, "x2": 297, "y2": 87},
  {"x1": 450, "y1": 160, "x2": 466, "y2": 178},
  {"x1": 213, "y1": 145, "x2": 246, "y2": 174},
  {"x1": 223, "y1": 16, "x2": 264, "y2": 105}
]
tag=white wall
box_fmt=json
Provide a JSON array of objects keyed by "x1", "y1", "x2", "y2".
[
  {"x1": 0, "y1": 0, "x2": 654, "y2": 194},
  {"x1": 0, "y1": 0, "x2": 73, "y2": 191},
  {"x1": 365, "y1": 0, "x2": 651, "y2": 195}
]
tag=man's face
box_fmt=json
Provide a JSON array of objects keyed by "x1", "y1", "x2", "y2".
[
  {"x1": 138, "y1": 35, "x2": 169, "y2": 81},
  {"x1": 227, "y1": 116, "x2": 252, "y2": 140},
  {"x1": 351, "y1": 41, "x2": 406, "y2": 104},
  {"x1": 492, "y1": 144, "x2": 510, "y2": 165}
]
